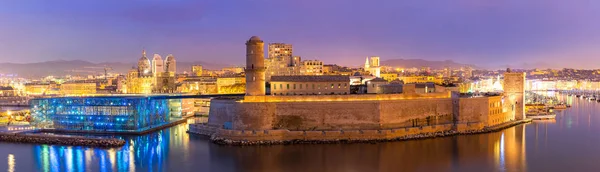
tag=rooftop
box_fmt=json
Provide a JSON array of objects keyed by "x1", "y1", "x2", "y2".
[{"x1": 271, "y1": 75, "x2": 350, "y2": 82}]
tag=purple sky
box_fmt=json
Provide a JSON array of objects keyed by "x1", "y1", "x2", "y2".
[{"x1": 1, "y1": 0, "x2": 600, "y2": 68}]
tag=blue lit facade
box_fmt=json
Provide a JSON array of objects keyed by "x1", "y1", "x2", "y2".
[{"x1": 30, "y1": 96, "x2": 184, "y2": 132}]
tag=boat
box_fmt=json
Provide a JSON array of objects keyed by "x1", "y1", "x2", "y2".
[{"x1": 553, "y1": 104, "x2": 568, "y2": 110}]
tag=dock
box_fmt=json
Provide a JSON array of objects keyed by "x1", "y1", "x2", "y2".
[{"x1": 527, "y1": 114, "x2": 556, "y2": 120}]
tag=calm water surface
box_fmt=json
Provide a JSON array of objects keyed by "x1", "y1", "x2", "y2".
[{"x1": 0, "y1": 96, "x2": 599, "y2": 172}]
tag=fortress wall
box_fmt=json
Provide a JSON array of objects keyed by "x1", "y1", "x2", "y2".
[
  {"x1": 457, "y1": 97, "x2": 489, "y2": 124},
  {"x1": 209, "y1": 95, "x2": 458, "y2": 131},
  {"x1": 379, "y1": 98, "x2": 454, "y2": 129},
  {"x1": 208, "y1": 93, "x2": 502, "y2": 131},
  {"x1": 273, "y1": 101, "x2": 381, "y2": 130},
  {"x1": 232, "y1": 102, "x2": 277, "y2": 130},
  {"x1": 207, "y1": 99, "x2": 237, "y2": 128}
]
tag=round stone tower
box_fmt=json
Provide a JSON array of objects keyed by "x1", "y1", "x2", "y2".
[{"x1": 245, "y1": 36, "x2": 266, "y2": 96}]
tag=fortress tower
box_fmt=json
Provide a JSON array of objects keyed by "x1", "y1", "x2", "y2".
[
  {"x1": 245, "y1": 36, "x2": 266, "y2": 96},
  {"x1": 503, "y1": 68, "x2": 526, "y2": 120}
]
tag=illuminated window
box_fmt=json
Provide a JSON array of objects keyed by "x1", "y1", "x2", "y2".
[
  {"x1": 338, "y1": 84, "x2": 341, "y2": 88},
  {"x1": 331, "y1": 84, "x2": 334, "y2": 88}
]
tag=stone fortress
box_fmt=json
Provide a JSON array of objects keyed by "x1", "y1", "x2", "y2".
[{"x1": 189, "y1": 36, "x2": 529, "y2": 145}]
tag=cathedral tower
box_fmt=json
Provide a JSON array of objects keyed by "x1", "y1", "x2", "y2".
[
  {"x1": 245, "y1": 36, "x2": 266, "y2": 96},
  {"x1": 165, "y1": 54, "x2": 176, "y2": 75},
  {"x1": 152, "y1": 54, "x2": 164, "y2": 77}
]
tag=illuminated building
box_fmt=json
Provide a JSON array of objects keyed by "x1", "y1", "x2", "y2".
[
  {"x1": 126, "y1": 68, "x2": 153, "y2": 94},
  {"x1": 0, "y1": 86, "x2": 17, "y2": 97},
  {"x1": 179, "y1": 76, "x2": 217, "y2": 94},
  {"x1": 443, "y1": 67, "x2": 451, "y2": 77},
  {"x1": 217, "y1": 77, "x2": 246, "y2": 94},
  {"x1": 366, "y1": 78, "x2": 388, "y2": 94},
  {"x1": 380, "y1": 73, "x2": 399, "y2": 82},
  {"x1": 246, "y1": 36, "x2": 266, "y2": 96},
  {"x1": 30, "y1": 96, "x2": 188, "y2": 132},
  {"x1": 24, "y1": 83, "x2": 52, "y2": 95},
  {"x1": 265, "y1": 43, "x2": 299, "y2": 81},
  {"x1": 300, "y1": 60, "x2": 323, "y2": 75},
  {"x1": 364, "y1": 56, "x2": 381, "y2": 77},
  {"x1": 270, "y1": 75, "x2": 350, "y2": 95},
  {"x1": 399, "y1": 76, "x2": 444, "y2": 85},
  {"x1": 192, "y1": 65, "x2": 203, "y2": 76},
  {"x1": 59, "y1": 81, "x2": 97, "y2": 95},
  {"x1": 462, "y1": 66, "x2": 473, "y2": 78},
  {"x1": 222, "y1": 66, "x2": 244, "y2": 74},
  {"x1": 126, "y1": 50, "x2": 178, "y2": 94},
  {"x1": 268, "y1": 43, "x2": 293, "y2": 60},
  {"x1": 265, "y1": 43, "x2": 329, "y2": 81},
  {"x1": 154, "y1": 72, "x2": 177, "y2": 93}
]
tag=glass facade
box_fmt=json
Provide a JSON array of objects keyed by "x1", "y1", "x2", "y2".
[{"x1": 30, "y1": 96, "x2": 182, "y2": 132}]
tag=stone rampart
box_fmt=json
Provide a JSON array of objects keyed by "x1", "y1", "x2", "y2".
[
  {"x1": 209, "y1": 93, "x2": 458, "y2": 131},
  {"x1": 189, "y1": 120, "x2": 529, "y2": 145}
]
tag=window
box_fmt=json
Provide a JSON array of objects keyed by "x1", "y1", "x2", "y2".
[
  {"x1": 338, "y1": 83, "x2": 341, "y2": 88},
  {"x1": 312, "y1": 84, "x2": 315, "y2": 89},
  {"x1": 273, "y1": 84, "x2": 276, "y2": 90},
  {"x1": 300, "y1": 84, "x2": 303, "y2": 89},
  {"x1": 287, "y1": 84, "x2": 289, "y2": 89},
  {"x1": 293, "y1": 84, "x2": 296, "y2": 89},
  {"x1": 280, "y1": 84, "x2": 282, "y2": 89},
  {"x1": 331, "y1": 84, "x2": 334, "y2": 88}
]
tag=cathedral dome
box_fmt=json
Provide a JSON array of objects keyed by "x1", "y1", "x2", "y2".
[{"x1": 138, "y1": 50, "x2": 151, "y2": 74}]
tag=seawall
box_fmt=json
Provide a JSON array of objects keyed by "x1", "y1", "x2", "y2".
[
  {"x1": 208, "y1": 93, "x2": 457, "y2": 131},
  {"x1": 0, "y1": 133, "x2": 125, "y2": 147},
  {"x1": 188, "y1": 119, "x2": 531, "y2": 145}
]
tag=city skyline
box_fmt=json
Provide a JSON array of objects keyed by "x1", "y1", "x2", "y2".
[{"x1": 2, "y1": 0, "x2": 600, "y2": 68}]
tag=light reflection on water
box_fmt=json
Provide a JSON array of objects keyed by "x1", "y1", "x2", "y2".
[
  {"x1": 29, "y1": 123, "x2": 189, "y2": 172},
  {"x1": 3, "y1": 95, "x2": 600, "y2": 171}
]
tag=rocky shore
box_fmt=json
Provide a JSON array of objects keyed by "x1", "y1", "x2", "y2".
[
  {"x1": 0, "y1": 133, "x2": 125, "y2": 147},
  {"x1": 196, "y1": 119, "x2": 532, "y2": 146},
  {"x1": 211, "y1": 130, "x2": 459, "y2": 146}
]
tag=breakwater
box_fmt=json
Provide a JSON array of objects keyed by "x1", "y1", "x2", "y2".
[
  {"x1": 0, "y1": 133, "x2": 125, "y2": 147},
  {"x1": 189, "y1": 119, "x2": 531, "y2": 146}
]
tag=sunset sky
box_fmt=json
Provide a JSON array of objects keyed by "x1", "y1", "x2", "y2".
[{"x1": 1, "y1": 0, "x2": 600, "y2": 68}]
